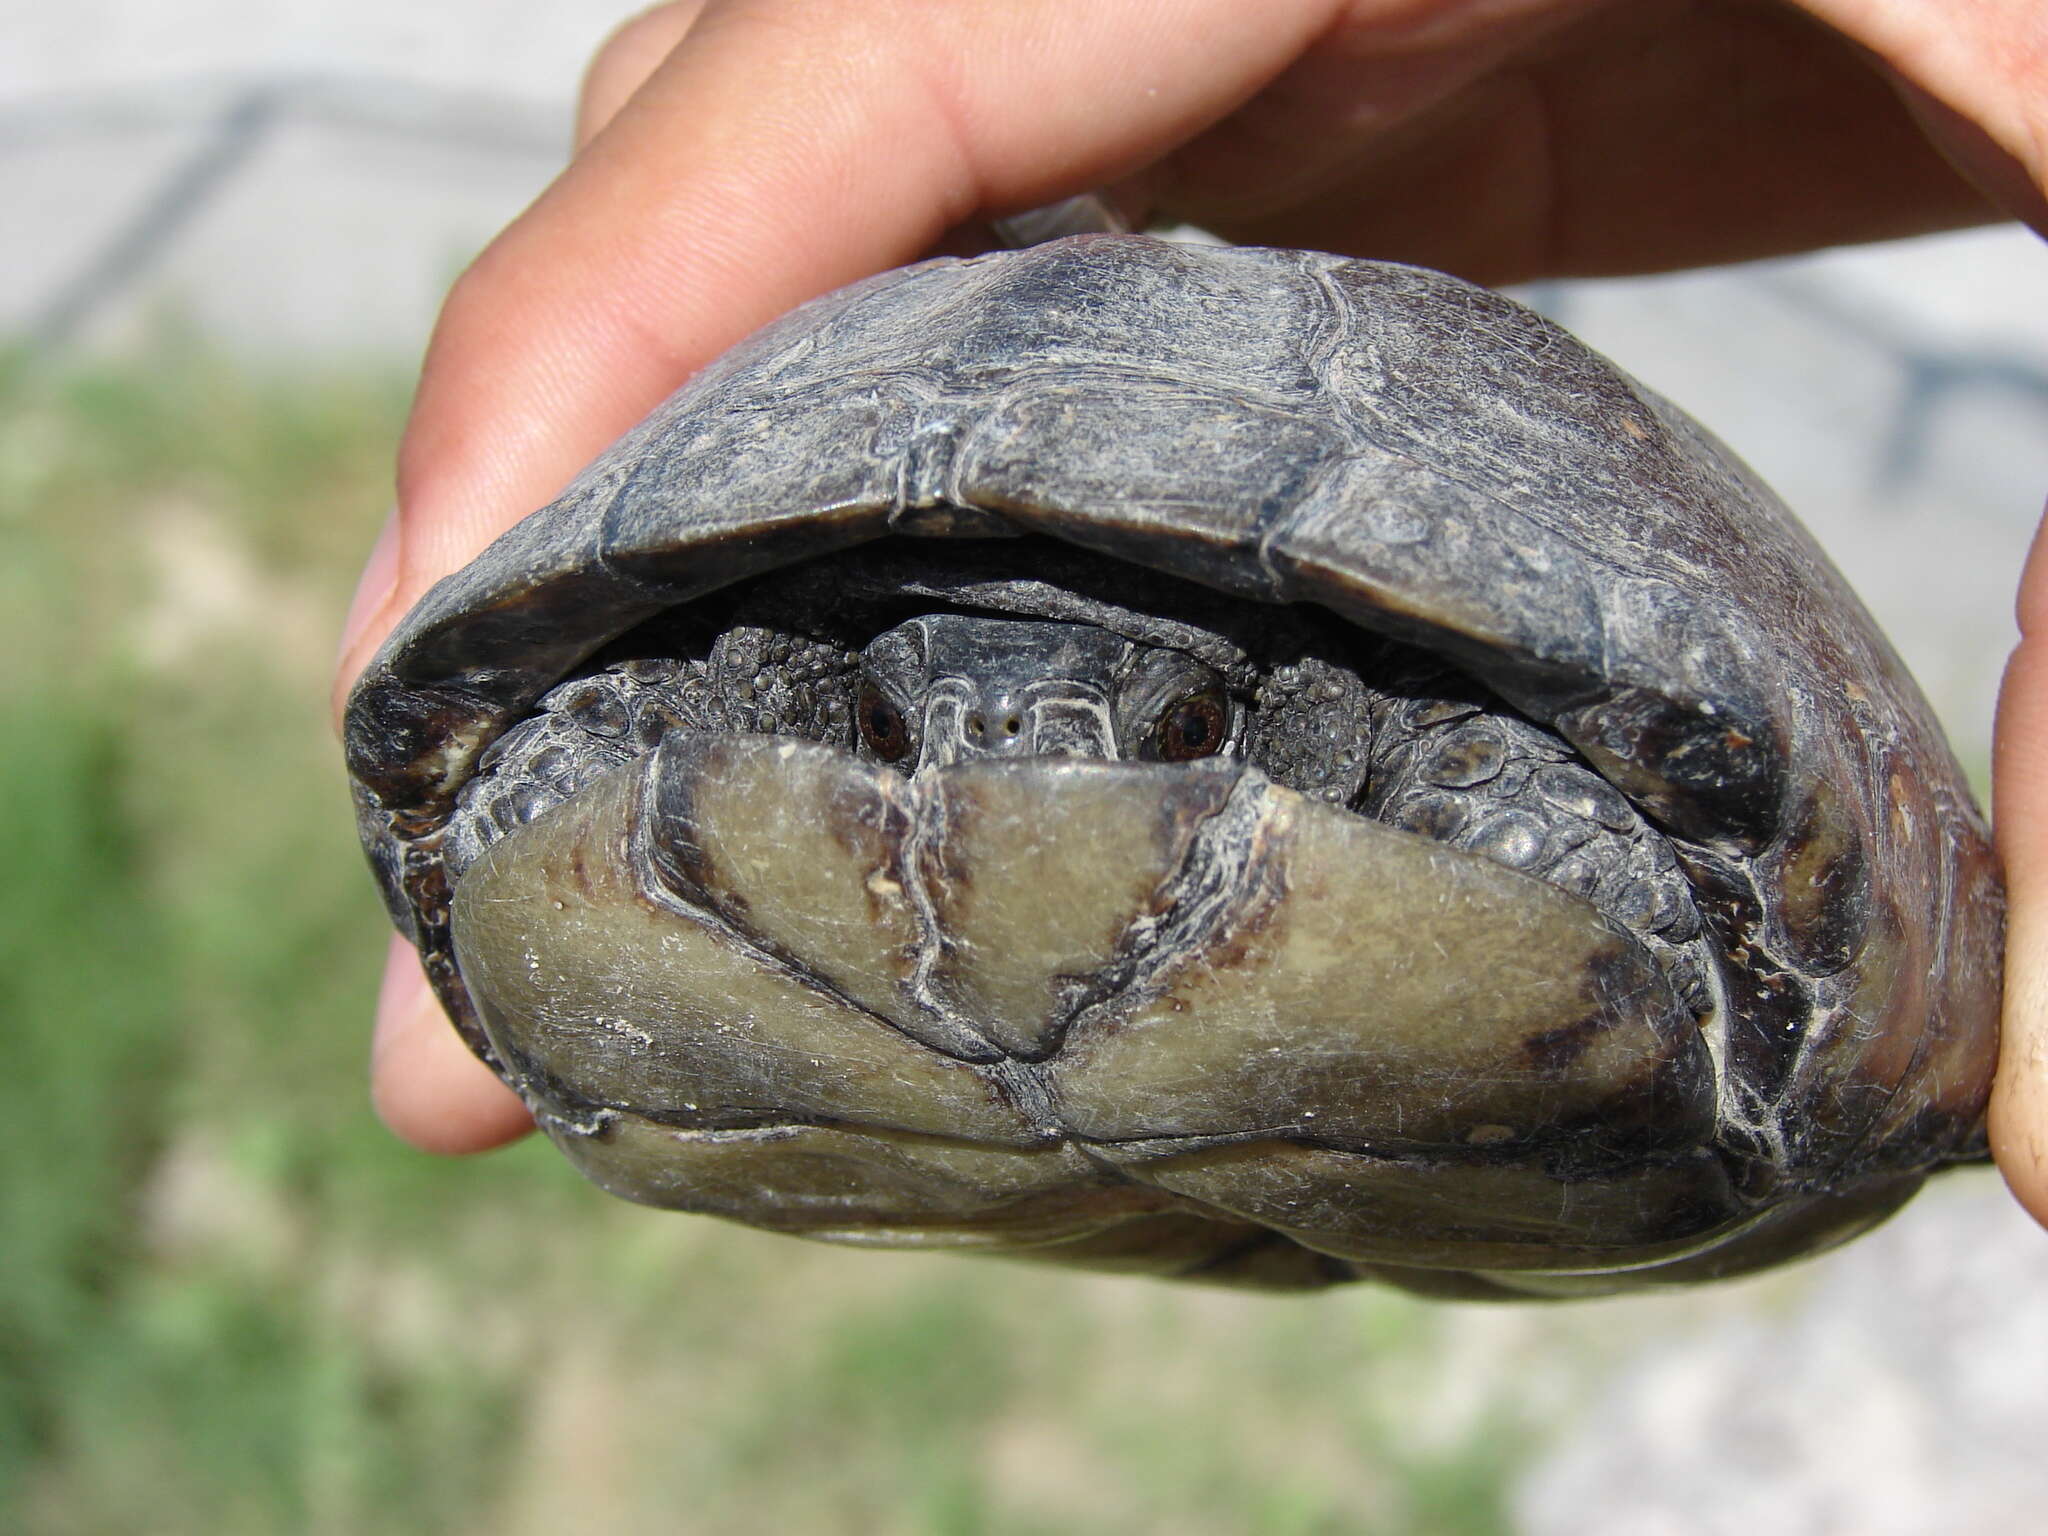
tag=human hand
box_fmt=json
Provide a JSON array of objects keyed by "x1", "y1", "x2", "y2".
[{"x1": 333, "y1": 0, "x2": 2048, "y2": 1206}]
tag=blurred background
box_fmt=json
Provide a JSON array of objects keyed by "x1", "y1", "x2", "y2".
[{"x1": 4, "y1": 6, "x2": 2046, "y2": 1533}]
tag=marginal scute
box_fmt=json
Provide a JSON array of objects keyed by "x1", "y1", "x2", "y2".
[
  {"x1": 997, "y1": 1215, "x2": 1343, "y2": 1287},
  {"x1": 601, "y1": 397, "x2": 896, "y2": 565},
  {"x1": 1267, "y1": 448, "x2": 1607, "y2": 679},
  {"x1": 1556, "y1": 686, "x2": 1786, "y2": 851},
  {"x1": 343, "y1": 680, "x2": 496, "y2": 812},
  {"x1": 560, "y1": 1115, "x2": 1352, "y2": 1286},
  {"x1": 555, "y1": 1115, "x2": 1117, "y2": 1241},
  {"x1": 1491, "y1": 1172, "x2": 1927, "y2": 1291},
  {"x1": 1126, "y1": 1139, "x2": 1744, "y2": 1271},
  {"x1": 1768, "y1": 788, "x2": 1872, "y2": 977},
  {"x1": 391, "y1": 451, "x2": 671, "y2": 694},
  {"x1": 960, "y1": 387, "x2": 1331, "y2": 598},
  {"x1": 936, "y1": 237, "x2": 1328, "y2": 397}
]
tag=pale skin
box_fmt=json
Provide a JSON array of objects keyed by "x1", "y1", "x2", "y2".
[{"x1": 332, "y1": 0, "x2": 2048, "y2": 1226}]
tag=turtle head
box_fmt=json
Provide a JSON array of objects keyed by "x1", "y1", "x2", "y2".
[{"x1": 853, "y1": 614, "x2": 1234, "y2": 770}]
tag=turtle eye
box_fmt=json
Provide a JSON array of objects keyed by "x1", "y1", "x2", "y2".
[
  {"x1": 1151, "y1": 689, "x2": 1229, "y2": 762},
  {"x1": 857, "y1": 681, "x2": 913, "y2": 763}
]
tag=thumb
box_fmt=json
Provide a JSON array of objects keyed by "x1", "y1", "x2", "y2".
[{"x1": 1989, "y1": 503, "x2": 2048, "y2": 1222}]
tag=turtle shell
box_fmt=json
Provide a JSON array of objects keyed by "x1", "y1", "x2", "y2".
[{"x1": 345, "y1": 235, "x2": 2000, "y2": 1296}]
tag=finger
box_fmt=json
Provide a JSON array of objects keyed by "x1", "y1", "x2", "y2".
[
  {"x1": 1886, "y1": 75, "x2": 2048, "y2": 236},
  {"x1": 576, "y1": 2, "x2": 708, "y2": 149},
  {"x1": 1991, "y1": 506, "x2": 2048, "y2": 1225},
  {"x1": 370, "y1": 936, "x2": 535, "y2": 1154},
  {"x1": 1165, "y1": 1, "x2": 1996, "y2": 278},
  {"x1": 1795, "y1": 0, "x2": 2048, "y2": 202}
]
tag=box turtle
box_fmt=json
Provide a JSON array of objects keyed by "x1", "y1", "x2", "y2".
[{"x1": 345, "y1": 235, "x2": 2000, "y2": 1298}]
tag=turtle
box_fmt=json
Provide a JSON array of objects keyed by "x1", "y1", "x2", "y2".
[{"x1": 345, "y1": 234, "x2": 2001, "y2": 1298}]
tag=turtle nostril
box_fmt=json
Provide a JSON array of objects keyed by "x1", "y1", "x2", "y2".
[
  {"x1": 1002, "y1": 714, "x2": 1022, "y2": 737},
  {"x1": 966, "y1": 714, "x2": 986, "y2": 741}
]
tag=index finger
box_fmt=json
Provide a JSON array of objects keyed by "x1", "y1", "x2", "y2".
[{"x1": 332, "y1": 0, "x2": 1346, "y2": 703}]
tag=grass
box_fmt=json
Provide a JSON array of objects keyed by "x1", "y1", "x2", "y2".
[
  {"x1": 0, "y1": 343, "x2": 532, "y2": 1534},
  {"x1": 0, "y1": 337, "x2": 1760, "y2": 1534}
]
